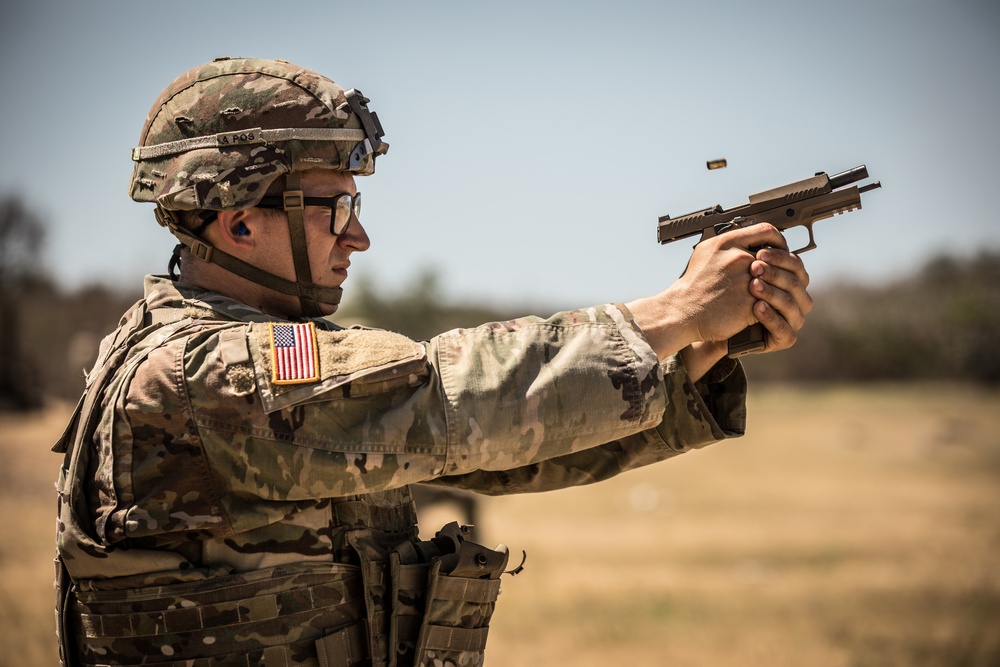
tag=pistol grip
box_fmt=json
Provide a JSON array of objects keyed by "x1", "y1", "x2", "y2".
[{"x1": 728, "y1": 323, "x2": 766, "y2": 358}]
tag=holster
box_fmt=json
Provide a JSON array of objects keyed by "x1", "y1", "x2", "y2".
[{"x1": 387, "y1": 523, "x2": 509, "y2": 667}]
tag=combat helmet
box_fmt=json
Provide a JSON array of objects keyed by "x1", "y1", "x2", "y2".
[{"x1": 129, "y1": 56, "x2": 388, "y2": 317}]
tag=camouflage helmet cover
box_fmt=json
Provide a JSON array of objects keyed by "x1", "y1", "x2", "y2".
[{"x1": 129, "y1": 57, "x2": 387, "y2": 216}]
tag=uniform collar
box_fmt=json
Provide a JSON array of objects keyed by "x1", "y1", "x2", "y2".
[{"x1": 142, "y1": 275, "x2": 283, "y2": 324}]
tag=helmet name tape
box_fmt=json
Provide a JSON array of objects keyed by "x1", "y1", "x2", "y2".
[{"x1": 132, "y1": 127, "x2": 366, "y2": 162}]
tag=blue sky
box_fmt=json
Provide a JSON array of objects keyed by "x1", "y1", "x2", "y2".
[{"x1": 1, "y1": 0, "x2": 997, "y2": 309}]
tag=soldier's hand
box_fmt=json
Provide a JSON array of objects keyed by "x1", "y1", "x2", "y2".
[
  {"x1": 748, "y1": 244, "x2": 813, "y2": 353},
  {"x1": 628, "y1": 222, "x2": 812, "y2": 380},
  {"x1": 676, "y1": 222, "x2": 810, "y2": 344}
]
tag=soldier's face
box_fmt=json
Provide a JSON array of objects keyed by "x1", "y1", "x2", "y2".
[{"x1": 248, "y1": 170, "x2": 370, "y2": 317}]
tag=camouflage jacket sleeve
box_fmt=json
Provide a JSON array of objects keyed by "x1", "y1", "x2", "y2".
[
  {"x1": 424, "y1": 353, "x2": 746, "y2": 495},
  {"x1": 134, "y1": 302, "x2": 745, "y2": 534}
]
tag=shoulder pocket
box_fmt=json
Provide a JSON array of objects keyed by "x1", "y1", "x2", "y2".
[{"x1": 248, "y1": 324, "x2": 429, "y2": 413}]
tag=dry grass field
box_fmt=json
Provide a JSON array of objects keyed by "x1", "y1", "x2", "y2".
[{"x1": 2, "y1": 384, "x2": 998, "y2": 666}]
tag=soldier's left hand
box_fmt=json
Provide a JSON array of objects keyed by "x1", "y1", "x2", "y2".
[{"x1": 748, "y1": 247, "x2": 813, "y2": 353}]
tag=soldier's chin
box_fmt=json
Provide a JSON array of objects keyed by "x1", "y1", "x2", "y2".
[{"x1": 318, "y1": 302, "x2": 340, "y2": 317}]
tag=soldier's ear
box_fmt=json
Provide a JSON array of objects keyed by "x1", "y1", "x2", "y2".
[{"x1": 217, "y1": 210, "x2": 254, "y2": 247}]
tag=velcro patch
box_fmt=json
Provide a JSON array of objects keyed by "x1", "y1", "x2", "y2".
[{"x1": 250, "y1": 323, "x2": 428, "y2": 413}]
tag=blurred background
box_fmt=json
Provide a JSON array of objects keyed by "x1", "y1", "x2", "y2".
[{"x1": 1, "y1": 1, "x2": 997, "y2": 665}]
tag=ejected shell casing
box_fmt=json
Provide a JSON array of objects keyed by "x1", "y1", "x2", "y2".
[{"x1": 707, "y1": 158, "x2": 728, "y2": 170}]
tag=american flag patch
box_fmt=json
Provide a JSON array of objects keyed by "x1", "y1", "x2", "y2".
[{"x1": 269, "y1": 322, "x2": 320, "y2": 385}]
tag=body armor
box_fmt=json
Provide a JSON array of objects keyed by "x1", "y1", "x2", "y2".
[{"x1": 54, "y1": 296, "x2": 508, "y2": 667}]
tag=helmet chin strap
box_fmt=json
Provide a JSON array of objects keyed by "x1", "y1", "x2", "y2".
[
  {"x1": 156, "y1": 183, "x2": 342, "y2": 319},
  {"x1": 280, "y1": 172, "x2": 325, "y2": 318}
]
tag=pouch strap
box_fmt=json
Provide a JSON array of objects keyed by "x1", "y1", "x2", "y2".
[
  {"x1": 432, "y1": 576, "x2": 501, "y2": 603},
  {"x1": 316, "y1": 620, "x2": 370, "y2": 667},
  {"x1": 419, "y1": 625, "x2": 489, "y2": 652}
]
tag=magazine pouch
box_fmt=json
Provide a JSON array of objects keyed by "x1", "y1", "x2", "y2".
[
  {"x1": 394, "y1": 523, "x2": 509, "y2": 667},
  {"x1": 386, "y1": 550, "x2": 428, "y2": 666}
]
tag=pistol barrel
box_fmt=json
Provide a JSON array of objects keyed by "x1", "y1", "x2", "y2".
[{"x1": 828, "y1": 165, "x2": 869, "y2": 190}]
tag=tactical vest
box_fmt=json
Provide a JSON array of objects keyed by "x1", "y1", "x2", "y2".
[{"x1": 54, "y1": 298, "x2": 512, "y2": 667}]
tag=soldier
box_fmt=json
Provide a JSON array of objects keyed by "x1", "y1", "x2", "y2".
[{"x1": 54, "y1": 57, "x2": 812, "y2": 667}]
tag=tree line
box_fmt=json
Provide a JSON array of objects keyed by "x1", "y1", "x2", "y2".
[{"x1": 741, "y1": 251, "x2": 1000, "y2": 384}]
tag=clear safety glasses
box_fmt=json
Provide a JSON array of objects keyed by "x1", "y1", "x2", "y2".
[{"x1": 256, "y1": 192, "x2": 361, "y2": 236}]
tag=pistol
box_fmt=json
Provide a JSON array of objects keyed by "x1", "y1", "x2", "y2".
[{"x1": 658, "y1": 165, "x2": 881, "y2": 357}]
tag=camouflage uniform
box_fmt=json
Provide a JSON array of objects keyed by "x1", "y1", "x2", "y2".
[
  {"x1": 55, "y1": 274, "x2": 746, "y2": 666},
  {"x1": 54, "y1": 57, "x2": 749, "y2": 667}
]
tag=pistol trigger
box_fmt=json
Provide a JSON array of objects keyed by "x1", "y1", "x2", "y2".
[{"x1": 792, "y1": 224, "x2": 818, "y2": 254}]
